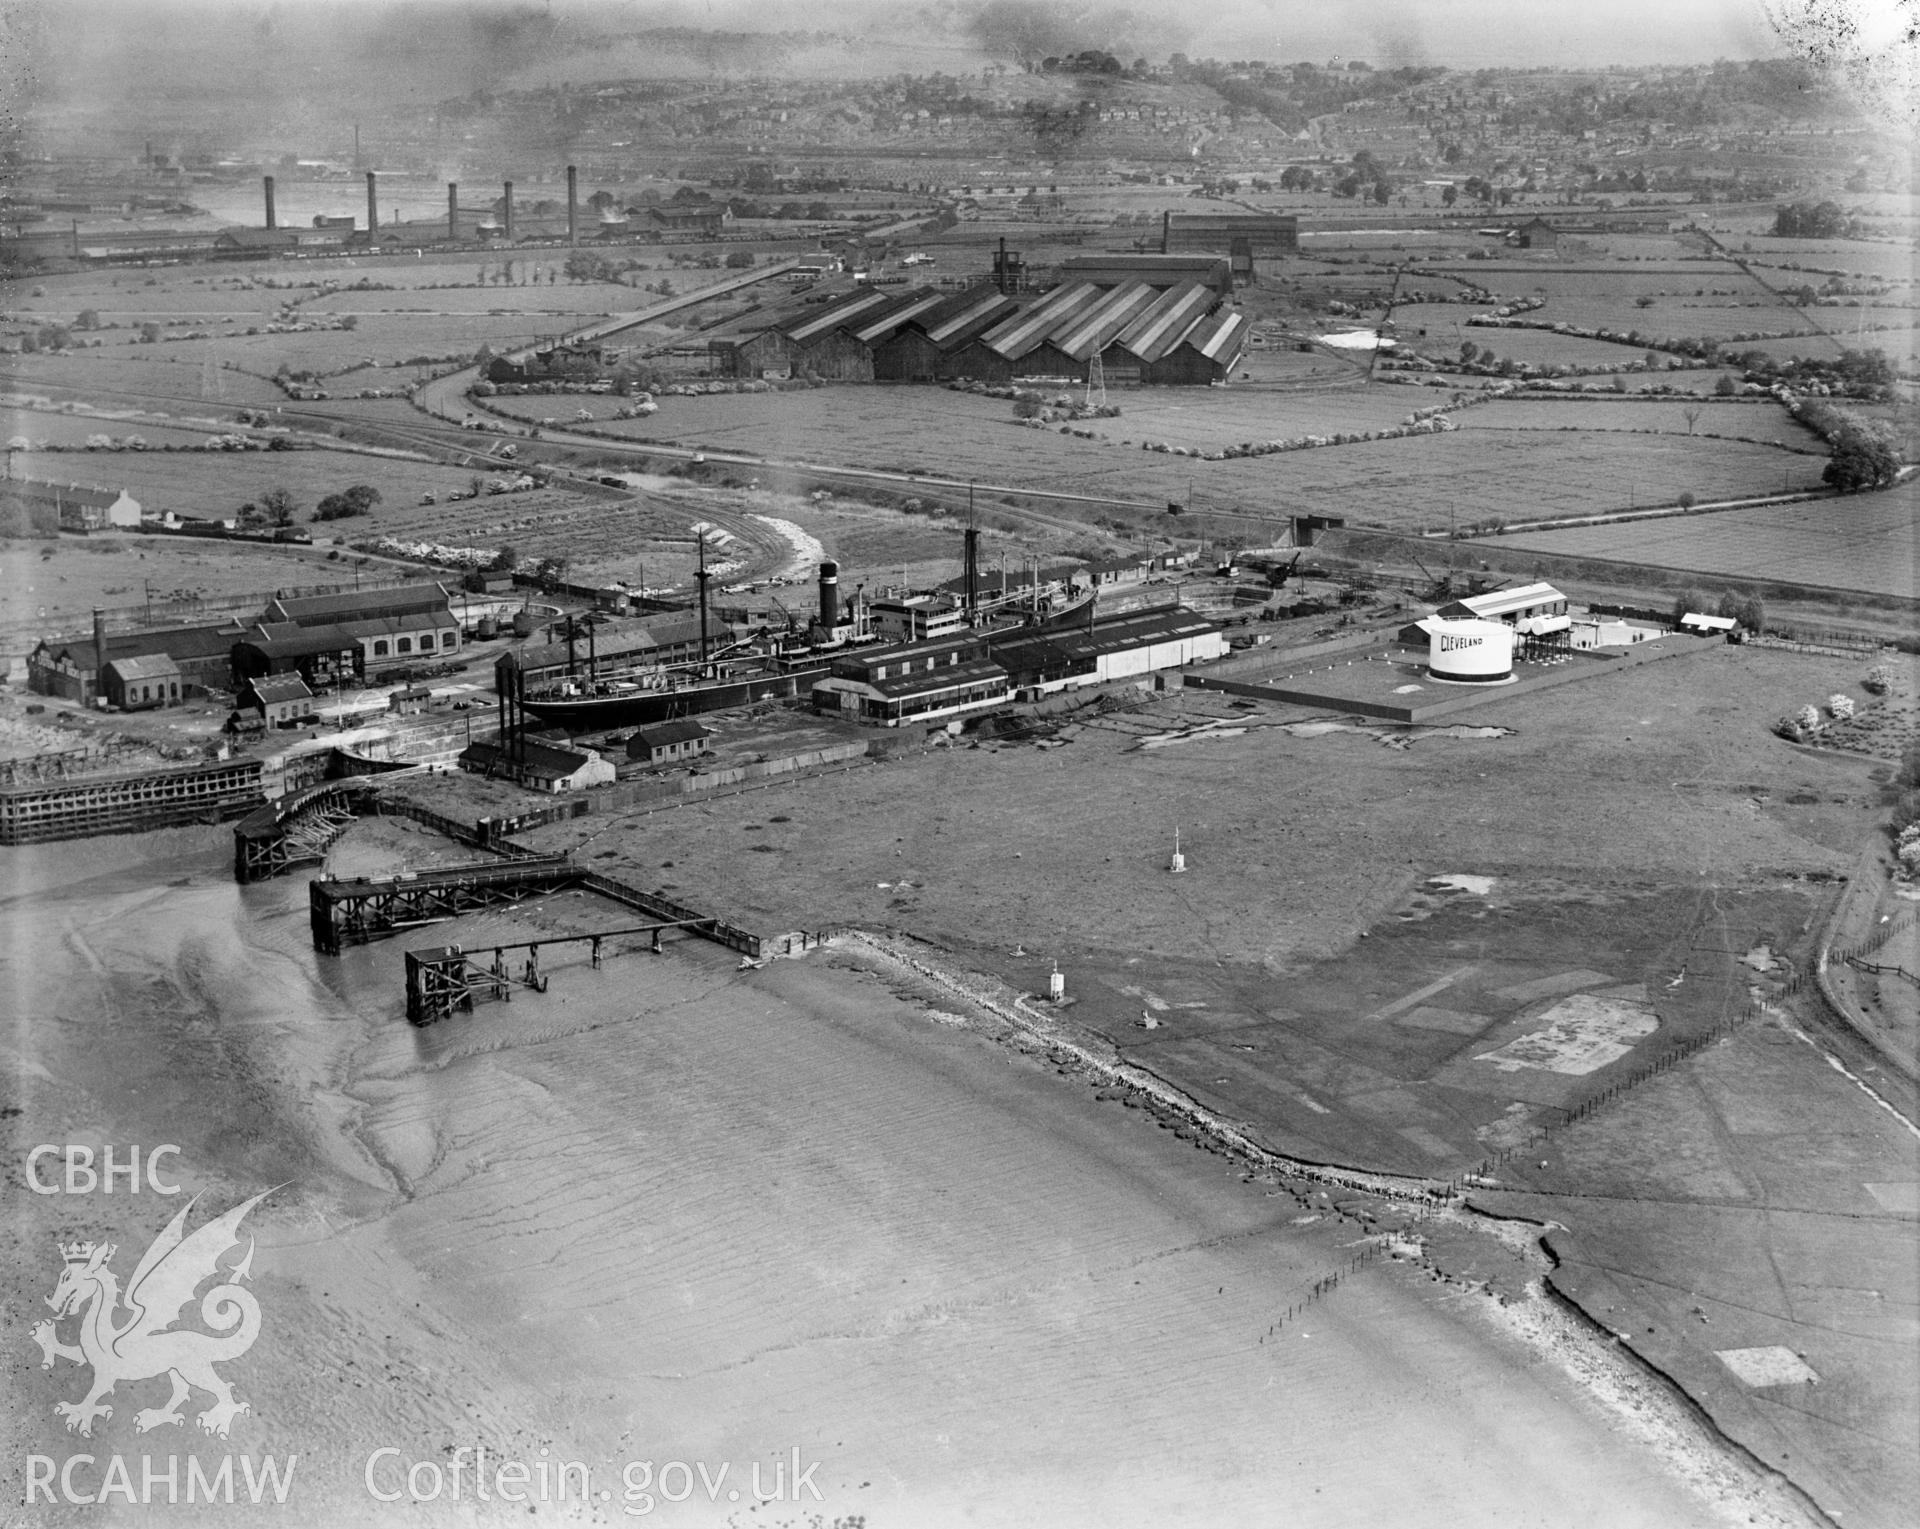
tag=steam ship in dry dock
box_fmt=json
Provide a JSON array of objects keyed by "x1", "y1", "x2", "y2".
[{"x1": 505, "y1": 550, "x2": 1090, "y2": 732}]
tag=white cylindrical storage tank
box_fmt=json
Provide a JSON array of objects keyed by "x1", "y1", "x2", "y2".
[{"x1": 1427, "y1": 618, "x2": 1514, "y2": 683}]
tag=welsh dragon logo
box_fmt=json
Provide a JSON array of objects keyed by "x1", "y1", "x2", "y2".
[{"x1": 32, "y1": 1189, "x2": 276, "y2": 1439}]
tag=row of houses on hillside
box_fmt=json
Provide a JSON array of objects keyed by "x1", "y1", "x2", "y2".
[{"x1": 2, "y1": 477, "x2": 143, "y2": 532}]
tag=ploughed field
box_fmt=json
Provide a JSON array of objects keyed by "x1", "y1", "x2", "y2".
[{"x1": 1499, "y1": 479, "x2": 1920, "y2": 598}]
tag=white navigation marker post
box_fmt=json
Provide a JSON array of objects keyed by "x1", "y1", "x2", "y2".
[
  {"x1": 1049, "y1": 963, "x2": 1066, "y2": 1003},
  {"x1": 1170, "y1": 827, "x2": 1187, "y2": 875}
]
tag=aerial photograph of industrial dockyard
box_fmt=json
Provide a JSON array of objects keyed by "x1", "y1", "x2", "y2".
[{"x1": 2, "y1": 0, "x2": 1916, "y2": 1523}]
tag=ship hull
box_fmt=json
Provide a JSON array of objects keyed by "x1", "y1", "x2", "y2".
[{"x1": 519, "y1": 665, "x2": 830, "y2": 731}]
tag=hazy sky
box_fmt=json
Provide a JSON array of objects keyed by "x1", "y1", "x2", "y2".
[
  {"x1": 19, "y1": 0, "x2": 1914, "y2": 132},
  {"x1": 30, "y1": 0, "x2": 1845, "y2": 72}
]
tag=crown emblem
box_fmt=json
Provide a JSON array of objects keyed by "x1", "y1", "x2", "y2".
[{"x1": 60, "y1": 1241, "x2": 97, "y2": 1264}]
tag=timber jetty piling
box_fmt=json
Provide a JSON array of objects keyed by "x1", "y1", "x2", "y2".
[
  {"x1": 308, "y1": 858, "x2": 761, "y2": 960},
  {"x1": 404, "y1": 918, "x2": 716, "y2": 1025}
]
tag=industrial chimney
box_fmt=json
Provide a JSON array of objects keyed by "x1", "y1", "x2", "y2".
[
  {"x1": 92, "y1": 608, "x2": 107, "y2": 699},
  {"x1": 963, "y1": 527, "x2": 980, "y2": 619},
  {"x1": 365, "y1": 171, "x2": 377, "y2": 237},
  {"x1": 817, "y1": 561, "x2": 840, "y2": 630},
  {"x1": 566, "y1": 165, "x2": 578, "y2": 247},
  {"x1": 263, "y1": 176, "x2": 276, "y2": 230},
  {"x1": 447, "y1": 182, "x2": 458, "y2": 241},
  {"x1": 503, "y1": 180, "x2": 514, "y2": 242}
]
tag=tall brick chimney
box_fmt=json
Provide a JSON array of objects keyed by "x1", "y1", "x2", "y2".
[
  {"x1": 566, "y1": 165, "x2": 578, "y2": 247},
  {"x1": 365, "y1": 171, "x2": 378, "y2": 237},
  {"x1": 263, "y1": 176, "x2": 276, "y2": 230},
  {"x1": 503, "y1": 180, "x2": 514, "y2": 241}
]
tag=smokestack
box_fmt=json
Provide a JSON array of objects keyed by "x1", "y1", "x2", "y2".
[
  {"x1": 263, "y1": 176, "x2": 276, "y2": 230},
  {"x1": 503, "y1": 181, "x2": 514, "y2": 242},
  {"x1": 448, "y1": 182, "x2": 458, "y2": 241},
  {"x1": 566, "y1": 165, "x2": 578, "y2": 247},
  {"x1": 963, "y1": 527, "x2": 979, "y2": 620},
  {"x1": 92, "y1": 608, "x2": 106, "y2": 696},
  {"x1": 1162, "y1": 210, "x2": 1171, "y2": 254},
  {"x1": 365, "y1": 171, "x2": 377, "y2": 237},
  {"x1": 353, "y1": 123, "x2": 361, "y2": 165},
  {"x1": 818, "y1": 561, "x2": 839, "y2": 630}
]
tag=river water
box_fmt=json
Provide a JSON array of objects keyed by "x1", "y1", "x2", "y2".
[{"x1": 2, "y1": 823, "x2": 1763, "y2": 1526}]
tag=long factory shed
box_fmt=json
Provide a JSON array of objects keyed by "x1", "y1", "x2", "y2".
[{"x1": 714, "y1": 273, "x2": 1249, "y2": 386}]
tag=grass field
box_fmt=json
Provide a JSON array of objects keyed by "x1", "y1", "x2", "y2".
[
  {"x1": 1457, "y1": 396, "x2": 1816, "y2": 448},
  {"x1": 4, "y1": 348, "x2": 289, "y2": 407},
  {"x1": 476, "y1": 384, "x2": 1825, "y2": 529},
  {"x1": 1499, "y1": 480, "x2": 1919, "y2": 597},
  {"x1": 12, "y1": 444, "x2": 550, "y2": 520},
  {"x1": 4, "y1": 404, "x2": 243, "y2": 450},
  {"x1": 0, "y1": 533, "x2": 393, "y2": 637}
]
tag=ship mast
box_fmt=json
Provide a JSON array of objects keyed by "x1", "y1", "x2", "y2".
[{"x1": 695, "y1": 532, "x2": 711, "y2": 668}]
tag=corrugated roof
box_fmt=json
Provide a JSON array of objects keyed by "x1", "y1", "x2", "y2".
[
  {"x1": 106, "y1": 623, "x2": 248, "y2": 663},
  {"x1": 783, "y1": 288, "x2": 895, "y2": 345},
  {"x1": 1179, "y1": 309, "x2": 1251, "y2": 363},
  {"x1": 861, "y1": 658, "x2": 1008, "y2": 700},
  {"x1": 235, "y1": 622, "x2": 363, "y2": 658},
  {"x1": 104, "y1": 653, "x2": 180, "y2": 682},
  {"x1": 268, "y1": 583, "x2": 451, "y2": 625},
  {"x1": 979, "y1": 282, "x2": 1102, "y2": 360},
  {"x1": 849, "y1": 287, "x2": 946, "y2": 345},
  {"x1": 1062, "y1": 254, "x2": 1229, "y2": 281},
  {"x1": 630, "y1": 719, "x2": 711, "y2": 748},
  {"x1": 1051, "y1": 282, "x2": 1160, "y2": 362},
  {"x1": 461, "y1": 738, "x2": 593, "y2": 777},
  {"x1": 913, "y1": 286, "x2": 1018, "y2": 347},
  {"x1": 247, "y1": 674, "x2": 312, "y2": 704},
  {"x1": 994, "y1": 606, "x2": 1218, "y2": 664},
  {"x1": 1112, "y1": 283, "x2": 1216, "y2": 363},
  {"x1": 1456, "y1": 582, "x2": 1567, "y2": 618}
]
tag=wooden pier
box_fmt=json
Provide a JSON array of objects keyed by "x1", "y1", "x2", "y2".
[
  {"x1": 309, "y1": 856, "x2": 579, "y2": 953},
  {"x1": 309, "y1": 858, "x2": 761, "y2": 959},
  {"x1": 233, "y1": 778, "x2": 384, "y2": 883},
  {"x1": 403, "y1": 919, "x2": 716, "y2": 1025}
]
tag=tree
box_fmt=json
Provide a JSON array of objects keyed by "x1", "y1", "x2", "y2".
[
  {"x1": 341, "y1": 484, "x2": 381, "y2": 515},
  {"x1": 74, "y1": 309, "x2": 100, "y2": 330},
  {"x1": 1441, "y1": 184, "x2": 1459, "y2": 207},
  {"x1": 1823, "y1": 421, "x2": 1901, "y2": 492},
  {"x1": 250, "y1": 487, "x2": 297, "y2": 527},
  {"x1": 490, "y1": 544, "x2": 518, "y2": 572},
  {"x1": 312, "y1": 493, "x2": 367, "y2": 521},
  {"x1": 1714, "y1": 373, "x2": 1738, "y2": 396},
  {"x1": 724, "y1": 249, "x2": 755, "y2": 269},
  {"x1": 1682, "y1": 405, "x2": 1702, "y2": 435}
]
